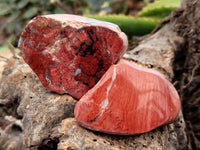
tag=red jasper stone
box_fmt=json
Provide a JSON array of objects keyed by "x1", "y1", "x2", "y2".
[
  {"x1": 18, "y1": 14, "x2": 128, "y2": 99},
  {"x1": 74, "y1": 59, "x2": 181, "y2": 135}
]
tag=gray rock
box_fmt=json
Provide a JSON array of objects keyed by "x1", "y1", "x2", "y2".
[
  {"x1": 0, "y1": 116, "x2": 23, "y2": 150},
  {"x1": 0, "y1": 57, "x2": 187, "y2": 149}
]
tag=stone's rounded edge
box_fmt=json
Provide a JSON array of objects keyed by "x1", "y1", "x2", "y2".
[
  {"x1": 74, "y1": 58, "x2": 181, "y2": 135},
  {"x1": 76, "y1": 121, "x2": 137, "y2": 135},
  {"x1": 75, "y1": 104, "x2": 166, "y2": 136},
  {"x1": 165, "y1": 81, "x2": 181, "y2": 123},
  {"x1": 118, "y1": 33, "x2": 128, "y2": 61},
  {"x1": 43, "y1": 14, "x2": 121, "y2": 31},
  {"x1": 43, "y1": 14, "x2": 128, "y2": 62},
  {"x1": 44, "y1": 14, "x2": 128, "y2": 61},
  {"x1": 121, "y1": 59, "x2": 181, "y2": 123},
  {"x1": 17, "y1": 18, "x2": 36, "y2": 55},
  {"x1": 120, "y1": 59, "x2": 181, "y2": 125},
  {"x1": 121, "y1": 59, "x2": 168, "y2": 81}
]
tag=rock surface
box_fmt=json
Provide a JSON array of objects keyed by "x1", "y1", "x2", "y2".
[
  {"x1": 0, "y1": 116, "x2": 23, "y2": 150},
  {"x1": 0, "y1": 57, "x2": 186, "y2": 150},
  {"x1": 0, "y1": 57, "x2": 76, "y2": 148},
  {"x1": 18, "y1": 14, "x2": 128, "y2": 99},
  {"x1": 75, "y1": 59, "x2": 180, "y2": 135},
  {"x1": 0, "y1": 12, "x2": 189, "y2": 149},
  {"x1": 58, "y1": 116, "x2": 186, "y2": 150}
]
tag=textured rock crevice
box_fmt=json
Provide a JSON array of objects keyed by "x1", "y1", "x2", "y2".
[
  {"x1": 0, "y1": 116, "x2": 23, "y2": 150},
  {"x1": 172, "y1": 1, "x2": 200, "y2": 149},
  {"x1": 0, "y1": 57, "x2": 76, "y2": 149}
]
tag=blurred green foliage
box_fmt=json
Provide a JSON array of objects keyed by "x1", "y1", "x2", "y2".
[
  {"x1": 0, "y1": 0, "x2": 89, "y2": 45},
  {"x1": 0, "y1": 0, "x2": 181, "y2": 48},
  {"x1": 87, "y1": 0, "x2": 181, "y2": 38},
  {"x1": 86, "y1": 15, "x2": 159, "y2": 38},
  {"x1": 139, "y1": 0, "x2": 181, "y2": 19}
]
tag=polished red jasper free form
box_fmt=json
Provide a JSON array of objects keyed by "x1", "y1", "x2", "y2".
[
  {"x1": 18, "y1": 14, "x2": 128, "y2": 99},
  {"x1": 74, "y1": 59, "x2": 181, "y2": 135}
]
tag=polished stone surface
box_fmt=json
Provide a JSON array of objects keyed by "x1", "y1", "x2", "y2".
[{"x1": 75, "y1": 59, "x2": 181, "y2": 135}]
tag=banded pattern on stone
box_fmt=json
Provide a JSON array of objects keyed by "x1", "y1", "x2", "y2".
[{"x1": 75, "y1": 59, "x2": 180, "y2": 135}]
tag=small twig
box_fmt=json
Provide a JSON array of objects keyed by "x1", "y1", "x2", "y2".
[
  {"x1": 183, "y1": 59, "x2": 198, "y2": 89},
  {"x1": 151, "y1": 8, "x2": 184, "y2": 35},
  {"x1": 173, "y1": 80, "x2": 178, "y2": 86},
  {"x1": 151, "y1": 16, "x2": 171, "y2": 34},
  {"x1": 137, "y1": 16, "x2": 172, "y2": 42},
  {"x1": 186, "y1": 121, "x2": 200, "y2": 150}
]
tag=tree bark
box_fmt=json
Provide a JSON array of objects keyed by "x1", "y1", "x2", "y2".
[{"x1": 173, "y1": 0, "x2": 200, "y2": 149}]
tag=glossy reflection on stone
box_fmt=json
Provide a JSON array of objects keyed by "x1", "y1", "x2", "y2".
[
  {"x1": 74, "y1": 59, "x2": 181, "y2": 135},
  {"x1": 18, "y1": 14, "x2": 128, "y2": 99}
]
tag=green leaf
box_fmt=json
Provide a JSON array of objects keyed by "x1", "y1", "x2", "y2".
[
  {"x1": 0, "y1": 8, "x2": 11, "y2": 15},
  {"x1": 17, "y1": 0, "x2": 29, "y2": 9},
  {"x1": 138, "y1": 0, "x2": 181, "y2": 18},
  {"x1": 23, "y1": 7, "x2": 38, "y2": 19},
  {"x1": 7, "y1": 1, "x2": 18, "y2": 9}
]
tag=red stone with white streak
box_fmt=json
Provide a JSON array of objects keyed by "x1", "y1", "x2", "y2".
[
  {"x1": 74, "y1": 59, "x2": 181, "y2": 135},
  {"x1": 18, "y1": 14, "x2": 127, "y2": 99}
]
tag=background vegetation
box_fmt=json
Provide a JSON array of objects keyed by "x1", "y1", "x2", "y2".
[{"x1": 0, "y1": 0, "x2": 180, "y2": 49}]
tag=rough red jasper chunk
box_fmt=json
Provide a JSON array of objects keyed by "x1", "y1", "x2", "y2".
[
  {"x1": 18, "y1": 14, "x2": 128, "y2": 99},
  {"x1": 74, "y1": 59, "x2": 181, "y2": 135}
]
